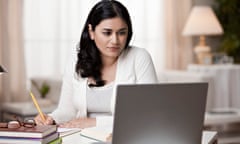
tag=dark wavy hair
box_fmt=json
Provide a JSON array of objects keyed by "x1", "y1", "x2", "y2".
[{"x1": 75, "y1": 0, "x2": 133, "y2": 87}]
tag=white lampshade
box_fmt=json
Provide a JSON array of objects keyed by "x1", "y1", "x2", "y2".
[{"x1": 182, "y1": 6, "x2": 223, "y2": 36}]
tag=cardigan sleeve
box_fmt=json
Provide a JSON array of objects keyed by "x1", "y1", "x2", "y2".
[
  {"x1": 116, "y1": 46, "x2": 158, "y2": 84},
  {"x1": 49, "y1": 53, "x2": 78, "y2": 123},
  {"x1": 134, "y1": 48, "x2": 158, "y2": 83}
]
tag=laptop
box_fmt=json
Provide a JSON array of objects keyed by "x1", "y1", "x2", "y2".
[{"x1": 96, "y1": 83, "x2": 208, "y2": 144}]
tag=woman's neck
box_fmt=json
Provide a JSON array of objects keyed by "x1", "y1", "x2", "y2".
[
  {"x1": 101, "y1": 56, "x2": 118, "y2": 68},
  {"x1": 101, "y1": 56, "x2": 118, "y2": 84}
]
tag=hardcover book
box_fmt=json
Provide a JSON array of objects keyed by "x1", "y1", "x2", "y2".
[
  {"x1": 0, "y1": 125, "x2": 57, "y2": 138},
  {"x1": 0, "y1": 132, "x2": 59, "y2": 144}
]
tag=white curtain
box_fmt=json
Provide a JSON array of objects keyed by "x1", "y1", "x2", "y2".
[
  {"x1": 23, "y1": 0, "x2": 165, "y2": 80},
  {"x1": 24, "y1": 0, "x2": 97, "y2": 79},
  {"x1": 164, "y1": 0, "x2": 193, "y2": 70}
]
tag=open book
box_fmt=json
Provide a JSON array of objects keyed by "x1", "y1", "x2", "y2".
[
  {"x1": 80, "y1": 126, "x2": 112, "y2": 142},
  {"x1": 57, "y1": 128, "x2": 81, "y2": 137}
]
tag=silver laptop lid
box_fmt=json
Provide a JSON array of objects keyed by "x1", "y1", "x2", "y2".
[{"x1": 112, "y1": 83, "x2": 208, "y2": 144}]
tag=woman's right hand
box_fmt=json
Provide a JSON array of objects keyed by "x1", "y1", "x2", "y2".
[{"x1": 34, "y1": 114, "x2": 55, "y2": 125}]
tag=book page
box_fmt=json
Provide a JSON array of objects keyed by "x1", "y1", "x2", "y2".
[
  {"x1": 80, "y1": 126, "x2": 112, "y2": 142},
  {"x1": 58, "y1": 128, "x2": 81, "y2": 137}
]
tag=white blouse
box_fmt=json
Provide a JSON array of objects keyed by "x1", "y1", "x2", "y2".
[{"x1": 86, "y1": 82, "x2": 114, "y2": 117}]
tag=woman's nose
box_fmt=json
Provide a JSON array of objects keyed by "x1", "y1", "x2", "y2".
[{"x1": 111, "y1": 33, "x2": 119, "y2": 44}]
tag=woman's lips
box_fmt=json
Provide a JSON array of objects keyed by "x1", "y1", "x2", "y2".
[{"x1": 108, "y1": 47, "x2": 120, "y2": 51}]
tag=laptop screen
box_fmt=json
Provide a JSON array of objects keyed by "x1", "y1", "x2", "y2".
[{"x1": 111, "y1": 83, "x2": 207, "y2": 144}]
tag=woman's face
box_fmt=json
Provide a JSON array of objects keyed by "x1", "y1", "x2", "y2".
[{"x1": 89, "y1": 17, "x2": 128, "y2": 60}]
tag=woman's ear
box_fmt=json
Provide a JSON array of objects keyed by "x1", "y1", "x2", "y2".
[{"x1": 88, "y1": 24, "x2": 94, "y2": 40}]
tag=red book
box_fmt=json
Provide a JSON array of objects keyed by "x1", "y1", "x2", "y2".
[{"x1": 0, "y1": 125, "x2": 57, "y2": 138}]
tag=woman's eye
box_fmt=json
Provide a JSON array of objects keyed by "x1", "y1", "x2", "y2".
[
  {"x1": 118, "y1": 31, "x2": 127, "y2": 35},
  {"x1": 103, "y1": 31, "x2": 111, "y2": 36}
]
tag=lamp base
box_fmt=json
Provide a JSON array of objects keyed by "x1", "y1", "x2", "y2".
[{"x1": 194, "y1": 46, "x2": 212, "y2": 65}]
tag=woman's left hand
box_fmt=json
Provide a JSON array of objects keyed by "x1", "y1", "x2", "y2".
[{"x1": 58, "y1": 117, "x2": 96, "y2": 128}]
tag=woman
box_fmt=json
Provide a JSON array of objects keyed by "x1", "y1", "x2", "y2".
[{"x1": 35, "y1": 0, "x2": 158, "y2": 128}]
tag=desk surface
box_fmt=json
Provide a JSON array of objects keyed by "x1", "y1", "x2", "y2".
[{"x1": 62, "y1": 131, "x2": 217, "y2": 144}]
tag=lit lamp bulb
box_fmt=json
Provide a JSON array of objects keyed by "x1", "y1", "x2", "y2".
[{"x1": 182, "y1": 6, "x2": 223, "y2": 64}]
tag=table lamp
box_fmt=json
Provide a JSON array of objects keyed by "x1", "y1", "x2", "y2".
[
  {"x1": 182, "y1": 6, "x2": 223, "y2": 64},
  {"x1": 0, "y1": 65, "x2": 7, "y2": 74}
]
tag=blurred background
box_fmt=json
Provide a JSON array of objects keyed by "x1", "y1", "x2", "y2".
[
  {"x1": 0, "y1": 0, "x2": 222, "y2": 101},
  {"x1": 1, "y1": 0, "x2": 240, "y2": 143}
]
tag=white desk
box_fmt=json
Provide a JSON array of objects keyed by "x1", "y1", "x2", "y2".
[
  {"x1": 188, "y1": 64, "x2": 240, "y2": 110},
  {"x1": 62, "y1": 131, "x2": 218, "y2": 144}
]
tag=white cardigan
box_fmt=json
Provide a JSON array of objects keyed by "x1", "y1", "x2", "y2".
[{"x1": 50, "y1": 46, "x2": 158, "y2": 123}]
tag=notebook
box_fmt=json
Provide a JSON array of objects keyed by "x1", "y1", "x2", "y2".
[{"x1": 95, "y1": 83, "x2": 208, "y2": 144}]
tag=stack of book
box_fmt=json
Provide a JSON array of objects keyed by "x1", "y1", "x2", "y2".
[{"x1": 0, "y1": 125, "x2": 61, "y2": 144}]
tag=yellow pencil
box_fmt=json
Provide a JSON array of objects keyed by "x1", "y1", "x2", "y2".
[{"x1": 30, "y1": 91, "x2": 46, "y2": 121}]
